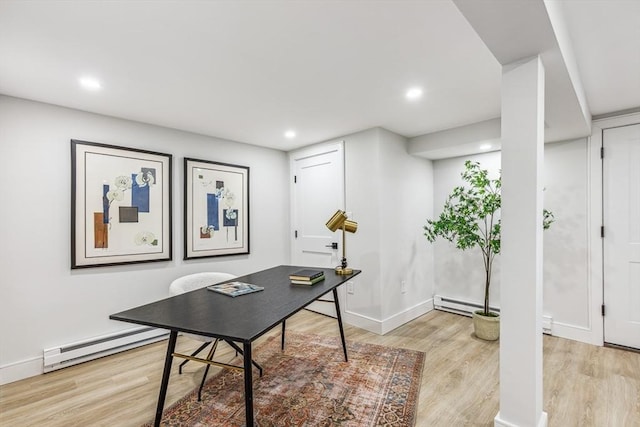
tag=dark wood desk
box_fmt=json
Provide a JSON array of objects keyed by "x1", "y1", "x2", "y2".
[{"x1": 110, "y1": 265, "x2": 361, "y2": 426}]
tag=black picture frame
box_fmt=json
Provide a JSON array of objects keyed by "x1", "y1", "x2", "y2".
[
  {"x1": 184, "y1": 157, "x2": 250, "y2": 259},
  {"x1": 71, "y1": 139, "x2": 172, "y2": 268}
]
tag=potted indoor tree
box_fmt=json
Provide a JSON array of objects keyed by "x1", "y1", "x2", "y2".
[{"x1": 424, "y1": 160, "x2": 553, "y2": 340}]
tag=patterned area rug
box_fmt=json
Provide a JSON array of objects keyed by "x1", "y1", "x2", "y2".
[{"x1": 147, "y1": 333, "x2": 424, "y2": 426}]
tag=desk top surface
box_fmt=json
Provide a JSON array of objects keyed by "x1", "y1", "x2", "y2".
[{"x1": 110, "y1": 265, "x2": 361, "y2": 342}]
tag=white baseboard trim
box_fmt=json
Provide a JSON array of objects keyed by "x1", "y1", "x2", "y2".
[
  {"x1": 0, "y1": 356, "x2": 42, "y2": 385},
  {"x1": 1, "y1": 328, "x2": 170, "y2": 385},
  {"x1": 381, "y1": 299, "x2": 434, "y2": 335},
  {"x1": 344, "y1": 311, "x2": 384, "y2": 334},
  {"x1": 494, "y1": 411, "x2": 548, "y2": 427},
  {"x1": 344, "y1": 299, "x2": 434, "y2": 335},
  {"x1": 551, "y1": 321, "x2": 599, "y2": 345}
]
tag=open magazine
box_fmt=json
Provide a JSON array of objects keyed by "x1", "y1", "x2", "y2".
[{"x1": 207, "y1": 281, "x2": 264, "y2": 297}]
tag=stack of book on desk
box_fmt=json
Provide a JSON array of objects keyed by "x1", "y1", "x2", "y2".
[{"x1": 289, "y1": 269, "x2": 325, "y2": 285}]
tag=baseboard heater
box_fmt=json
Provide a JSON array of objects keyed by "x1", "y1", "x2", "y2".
[
  {"x1": 434, "y1": 295, "x2": 552, "y2": 335},
  {"x1": 43, "y1": 326, "x2": 168, "y2": 373}
]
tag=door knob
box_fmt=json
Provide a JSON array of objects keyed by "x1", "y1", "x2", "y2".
[{"x1": 325, "y1": 242, "x2": 338, "y2": 250}]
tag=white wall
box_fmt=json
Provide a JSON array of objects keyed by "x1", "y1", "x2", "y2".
[
  {"x1": 343, "y1": 127, "x2": 434, "y2": 334},
  {"x1": 430, "y1": 139, "x2": 591, "y2": 340},
  {"x1": 343, "y1": 128, "x2": 383, "y2": 321},
  {"x1": 543, "y1": 139, "x2": 590, "y2": 330},
  {"x1": 0, "y1": 96, "x2": 290, "y2": 383},
  {"x1": 378, "y1": 128, "x2": 434, "y2": 321}
]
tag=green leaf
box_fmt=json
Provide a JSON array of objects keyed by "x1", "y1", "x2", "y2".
[{"x1": 423, "y1": 160, "x2": 554, "y2": 312}]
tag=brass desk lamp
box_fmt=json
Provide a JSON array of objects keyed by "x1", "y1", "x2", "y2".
[{"x1": 325, "y1": 210, "x2": 358, "y2": 275}]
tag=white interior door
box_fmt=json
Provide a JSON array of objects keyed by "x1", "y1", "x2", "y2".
[
  {"x1": 290, "y1": 141, "x2": 345, "y2": 317},
  {"x1": 603, "y1": 123, "x2": 640, "y2": 349}
]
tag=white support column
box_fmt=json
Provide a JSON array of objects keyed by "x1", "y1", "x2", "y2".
[{"x1": 495, "y1": 56, "x2": 548, "y2": 427}]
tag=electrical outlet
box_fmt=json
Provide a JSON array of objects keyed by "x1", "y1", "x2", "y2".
[
  {"x1": 401, "y1": 280, "x2": 407, "y2": 294},
  {"x1": 347, "y1": 281, "x2": 354, "y2": 294}
]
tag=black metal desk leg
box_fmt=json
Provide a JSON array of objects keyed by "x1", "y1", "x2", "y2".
[
  {"x1": 281, "y1": 319, "x2": 286, "y2": 350},
  {"x1": 243, "y1": 342, "x2": 254, "y2": 426},
  {"x1": 154, "y1": 330, "x2": 178, "y2": 427},
  {"x1": 332, "y1": 288, "x2": 348, "y2": 362}
]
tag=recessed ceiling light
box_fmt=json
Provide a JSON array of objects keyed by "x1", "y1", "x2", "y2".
[
  {"x1": 405, "y1": 87, "x2": 423, "y2": 100},
  {"x1": 284, "y1": 130, "x2": 296, "y2": 139},
  {"x1": 79, "y1": 76, "x2": 102, "y2": 91},
  {"x1": 479, "y1": 143, "x2": 492, "y2": 151}
]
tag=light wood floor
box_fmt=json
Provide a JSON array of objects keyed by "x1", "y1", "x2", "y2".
[{"x1": 1, "y1": 310, "x2": 639, "y2": 426}]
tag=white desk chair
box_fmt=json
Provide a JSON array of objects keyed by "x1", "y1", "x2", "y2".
[{"x1": 169, "y1": 272, "x2": 263, "y2": 401}]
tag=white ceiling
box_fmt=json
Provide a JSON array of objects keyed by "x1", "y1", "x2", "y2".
[
  {"x1": 0, "y1": 1, "x2": 638, "y2": 152},
  {"x1": 559, "y1": 0, "x2": 640, "y2": 116}
]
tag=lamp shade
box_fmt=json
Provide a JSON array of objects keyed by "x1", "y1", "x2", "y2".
[
  {"x1": 325, "y1": 210, "x2": 357, "y2": 233},
  {"x1": 326, "y1": 210, "x2": 347, "y2": 232},
  {"x1": 343, "y1": 219, "x2": 358, "y2": 233}
]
